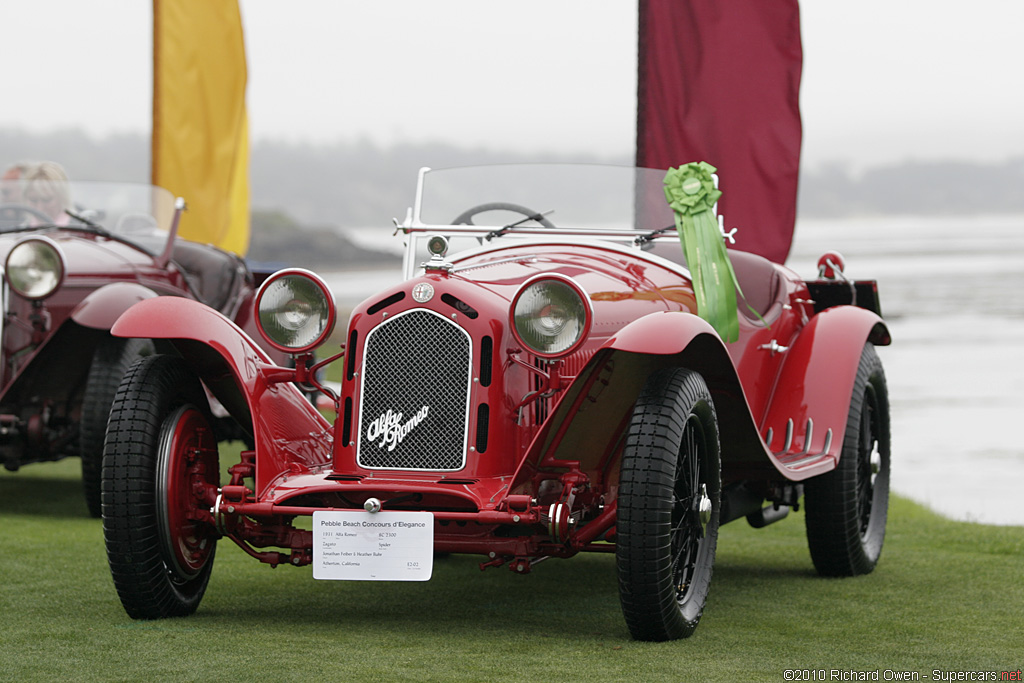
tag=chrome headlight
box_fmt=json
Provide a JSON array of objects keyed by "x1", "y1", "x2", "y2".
[
  {"x1": 510, "y1": 274, "x2": 592, "y2": 359},
  {"x1": 255, "y1": 269, "x2": 337, "y2": 354},
  {"x1": 5, "y1": 237, "x2": 66, "y2": 300}
]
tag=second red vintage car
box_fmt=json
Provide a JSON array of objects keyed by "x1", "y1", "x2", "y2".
[
  {"x1": 0, "y1": 171, "x2": 283, "y2": 517},
  {"x1": 100, "y1": 163, "x2": 891, "y2": 640}
]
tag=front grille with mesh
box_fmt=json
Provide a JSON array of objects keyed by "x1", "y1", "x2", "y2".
[{"x1": 357, "y1": 309, "x2": 472, "y2": 470}]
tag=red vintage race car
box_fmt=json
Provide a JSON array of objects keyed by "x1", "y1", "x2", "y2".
[
  {"x1": 0, "y1": 171, "x2": 280, "y2": 517},
  {"x1": 101, "y1": 163, "x2": 891, "y2": 641}
]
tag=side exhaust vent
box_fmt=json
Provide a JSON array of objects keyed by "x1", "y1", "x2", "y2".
[
  {"x1": 346, "y1": 330, "x2": 358, "y2": 380},
  {"x1": 367, "y1": 291, "x2": 406, "y2": 315},
  {"x1": 479, "y1": 336, "x2": 493, "y2": 387},
  {"x1": 475, "y1": 403, "x2": 489, "y2": 454},
  {"x1": 441, "y1": 293, "x2": 479, "y2": 319}
]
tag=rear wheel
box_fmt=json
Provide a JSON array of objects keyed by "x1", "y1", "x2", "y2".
[
  {"x1": 617, "y1": 368, "x2": 721, "y2": 641},
  {"x1": 804, "y1": 343, "x2": 891, "y2": 576},
  {"x1": 80, "y1": 337, "x2": 153, "y2": 518},
  {"x1": 101, "y1": 355, "x2": 220, "y2": 619}
]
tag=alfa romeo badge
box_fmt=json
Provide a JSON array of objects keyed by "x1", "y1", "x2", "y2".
[{"x1": 411, "y1": 282, "x2": 434, "y2": 303}]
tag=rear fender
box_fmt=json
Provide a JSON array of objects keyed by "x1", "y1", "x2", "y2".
[
  {"x1": 511, "y1": 312, "x2": 778, "y2": 492},
  {"x1": 760, "y1": 305, "x2": 890, "y2": 474},
  {"x1": 70, "y1": 283, "x2": 159, "y2": 330},
  {"x1": 112, "y1": 297, "x2": 332, "y2": 496}
]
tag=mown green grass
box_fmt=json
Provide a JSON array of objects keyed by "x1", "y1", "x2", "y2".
[{"x1": 2, "y1": 458, "x2": 1021, "y2": 682}]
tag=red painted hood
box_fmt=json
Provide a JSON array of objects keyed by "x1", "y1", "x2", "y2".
[
  {"x1": 352, "y1": 240, "x2": 698, "y2": 346},
  {"x1": 0, "y1": 230, "x2": 155, "y2": 280}
]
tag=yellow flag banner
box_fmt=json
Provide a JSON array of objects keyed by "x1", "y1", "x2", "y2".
[{"x1": 152, "y1": 0, "x2": 250, "y2": 255}]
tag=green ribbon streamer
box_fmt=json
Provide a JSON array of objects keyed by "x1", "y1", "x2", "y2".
[{"x1": 663, "y1": 161, "x2": 744, "y2": 343}]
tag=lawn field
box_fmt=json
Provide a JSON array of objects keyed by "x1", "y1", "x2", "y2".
[{"x1": 2, "y1": 458, "x2": 1021, "y2": 682}]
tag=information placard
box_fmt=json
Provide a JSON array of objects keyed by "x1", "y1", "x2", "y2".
[{"x1": 312, "y1": 510, "x2": 434, "y2": 581}]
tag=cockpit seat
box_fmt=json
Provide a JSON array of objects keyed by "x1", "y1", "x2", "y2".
[
  {"x1": 644, "y1": 242, "x2": 784, "y2": 324},
  {"x1": 171, "y1": 240, "x2": 250, "y2": 313},
  {"x1": 727, "y1": 249, "x2": 784, "y2": 323}
]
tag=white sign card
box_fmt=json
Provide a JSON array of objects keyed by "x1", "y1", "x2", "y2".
[{"x1": 312, "y1": 510, "x2": 434, "y2": 581}]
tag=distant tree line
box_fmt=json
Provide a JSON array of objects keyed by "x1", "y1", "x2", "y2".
[
  {"x1": 798, "y1": 158, "x2": 1024, "y2": 217},
  {"x1": 3, "y1": 127, "x2": 1022, "y2": 266},
  {"x1": 245, "y1": 208, "x2": 397, "y2": 270}
]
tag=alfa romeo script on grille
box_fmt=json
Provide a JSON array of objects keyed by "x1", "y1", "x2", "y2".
[{"x1": 365, "y1": 406, "x2": 430, "y2": 451}]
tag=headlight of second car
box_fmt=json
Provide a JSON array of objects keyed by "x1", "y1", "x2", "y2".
[
  {"x1": 5, "y1": 237, "x2": 66, "y2": 300},
  {"x1": 255, "y1": 268, "x2": 336, "y2": 354},
  {"x1": 510, "y1": 274, "x2": 592, "y2": 359}
]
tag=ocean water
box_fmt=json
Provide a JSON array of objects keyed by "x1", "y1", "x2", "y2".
[
  {"x1": 327, "y1": 214, "x2": 1024, "y2": 526},
  {"x1": 790, "y1": 214, "x2": 1024, "y2": 526}
]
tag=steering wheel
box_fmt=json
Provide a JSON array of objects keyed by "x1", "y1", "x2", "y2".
[
  {"x1": 0, "y1": 203, "x2": 55, "y2": 227},
  {"x1": 451, "y1": 202, "x2": 556, "y2": 229}
]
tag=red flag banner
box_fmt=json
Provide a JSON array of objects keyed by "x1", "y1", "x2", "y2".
[{"x1": 636, "y1": 0, "x2": 803, "y2": 264}]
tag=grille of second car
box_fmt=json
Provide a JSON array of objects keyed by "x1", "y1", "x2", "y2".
[{"x1": 357, "y1": 309, "x2": 471, "y2": 470}]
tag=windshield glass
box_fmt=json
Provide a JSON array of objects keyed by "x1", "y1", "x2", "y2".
[
  {"x1": 415, "y1": 164, "x2": 677, "y2": 232},
  {"x1": 403, "y1": 164, "x2": 688, "y2": 276},
  {"x1": 0, "y1": 179, "x2": 177, "y2": 254}
]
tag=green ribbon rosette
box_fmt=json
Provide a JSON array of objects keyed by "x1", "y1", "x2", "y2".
[{"x1": 663, "y1": 161, "x2": 743, "y2": 343}]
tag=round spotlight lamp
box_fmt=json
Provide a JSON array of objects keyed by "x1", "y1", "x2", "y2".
[
  {"x1": 510, "y1": 274, "x2": 592, "y2": 359},
  {"x1": 426, "y1": 234, "x2": 449, "y2": 258},
  {"x1": 5, "y1": 237, "x2": 66, "y2": 300},
  {"x1": 255, "y1": 269, "x2": 337, "y2": 354}
]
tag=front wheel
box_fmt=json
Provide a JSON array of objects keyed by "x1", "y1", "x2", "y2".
[
  {"x1": 804, "y1": 343, "x2": 891, "y2": 576},
  {"x1": 617, "y1": 368, "x2": 722, "y2": 641},
  {"x1": 101, "y1": 355, "x2": 220, "y2": 619}
]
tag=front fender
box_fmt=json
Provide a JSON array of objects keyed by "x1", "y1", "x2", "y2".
[
  {"x1": 70, "y1": 282, "x2": 159, "y2": 330},
  {"x1": 511, "y1": 312, "x2": 781, "y2": 491},
  {"x1": 112, "y1": 297, "x2": 332, "y2": 496},
  {"x1": 604, "y1": 310, "x2": 719, "y2": 354},
  {"x1": 760, "y1": 306, "x2": 890, "y2": 475}
]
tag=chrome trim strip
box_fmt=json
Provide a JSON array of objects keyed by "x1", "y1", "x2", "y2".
[
  {"x1": 780, "y1": 428, "x2": 835, "y2": 469},
  {"x1": 444, "y1": 237, "x2": 693, "y2": 282},
  {"x1": 818, "y1": 428, "x2": 833, "y2": 458},
  {"x1": 790, "y1": 419, "x2": 814, "y2": 458},
  {"x1": 781, "y1": 419, "x2": 794, "y2": 454}
]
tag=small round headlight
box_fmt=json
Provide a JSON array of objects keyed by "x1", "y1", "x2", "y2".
[
  {"x1": 510, "y1": 274, "x2": 592, "y2": 359},
  {"x1": 255, "y1": 269, "x2": 337, "y2": 354},
  {"x1": 5, "y1": 237, "x2": 66, "y2": 300}
]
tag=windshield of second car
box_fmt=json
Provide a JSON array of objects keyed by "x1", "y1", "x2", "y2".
[{"x1": 0, "y1": 179, "x2": 176, "y2": 255}]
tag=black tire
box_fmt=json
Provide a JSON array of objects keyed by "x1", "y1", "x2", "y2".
[
  {"x1": 80, "y1": 337, "x2": 153, "y2": 518},
  {"x1": 804, "y1": 343, "x2": 891, "y2": 576},
  {"x1": 101, "y1": 355, "x2": 220, "y2": 619},
  {"x1": 617, "y1": 368, "x2": 722, "y2": 641}
]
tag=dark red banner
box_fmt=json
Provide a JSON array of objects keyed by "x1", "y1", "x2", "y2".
[{"x1": 636, "y1": 0, "x2": 803, "y2": 264}]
